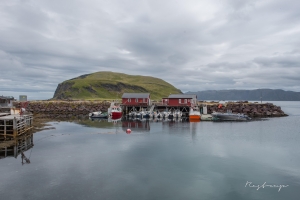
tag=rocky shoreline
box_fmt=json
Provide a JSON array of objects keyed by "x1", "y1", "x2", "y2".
[
  {"x1": 10, "y1": 100, "x2": 288, "y2": 118},
  {"x1": 202, "y1": 101, "x2": 287, "y2": 117},
  {"x1": 14, "y1": 100, "x2": 111, "y2": 114}
]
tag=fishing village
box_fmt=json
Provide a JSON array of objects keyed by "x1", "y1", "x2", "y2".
[
  {"x1": 1, "y1": 92, "x2": 287, "y2": 140},
  {"x1": 0, "y1": 90, "x2": 288, "y2": 161}
]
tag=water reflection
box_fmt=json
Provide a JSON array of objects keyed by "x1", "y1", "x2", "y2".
[
  {"x1": 0, "y1": 133, "x2": 33, "y2": 164},
  {"x1": 1, "y1": 102, "x2": 300, "y2": 200},
  {"x1": 122, "y1": 120, "x2": 150, "y2": 132},
  {"x1": 107, "y1": 117, "x2": 122, "y2": 124}
]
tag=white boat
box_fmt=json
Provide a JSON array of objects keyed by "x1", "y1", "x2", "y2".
[
  {"x1": 128, "y1": 111, "x2": 137, "y2": 118},
  {"x1": 143, "y1": 111, "x2": 153, "y2": 119},
  {"x1": 212, "y1": 110, "x2": 251, "y2": 121},
  {"x1": 88, "y1": 111, "x2": 108, "y2": 118},
  {"x1": 200, "y1": 114, "x2": 213, "y2": 121},
  {"x1": 173, "y1": 110, "x2": 182, "y2": 118},
  {"x1": 168, "y1": 112, "x2": 174, "y2": 119},
  {"x1": 153, "y1": 111, "x2": 163, "y2": 119},
  {"x1": 157, "y1": 112, "x2": 163, "y2": 118},
  {"x1": 189, "y1": 107, "x2": 201, "y2": 121},
  {"x1": 135, "y1": 111, "x2": 143, "y2": 118},
  {"x1": 162, "y1": 111, "x2": 170, "y2": 119}
]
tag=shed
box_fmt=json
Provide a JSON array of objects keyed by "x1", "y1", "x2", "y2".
[
  {"x1": 122, "y1": 93, "x2": 151, "y2": 106},
  {"x1": 162, "y1": 94, "x2": 197, "y2": 107}
]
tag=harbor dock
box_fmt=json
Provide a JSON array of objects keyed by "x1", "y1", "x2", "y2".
[
  {"x1": 0, "y1": 112, "x2": 33, "y2": 140},
  {"x1": 13, "y1": 100, "x2": 287, "y2": 118}
]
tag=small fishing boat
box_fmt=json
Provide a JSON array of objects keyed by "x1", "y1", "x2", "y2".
[
  {"x1": 154, "y1": 111, "x2": 163, "y2": 119},
  {"x1": 108, "y1": 102, "x2": 122, "y2": 119},
  {"x1": 168, "y1": 112, "x2": 174, "y2": 119},
  {"x1": 88, "y1": 111, "x2": 108, "y2": 118},
  {"x1": 162, "y1": 111, "x2": 170, "y2": 119},
  {"x1": 189, "y1": 107, "x2": 201, "y2": 121},
  {"x1": 200, "y1": 114, "x2": 213, "y2": 121},
  {"x1": 135, "y1": 111, "x2": 144, "y2": 118},
  {"x1": 212, "y1": 110, "x2": 251, "y2": 121},
  {"x1": 128, "y1": 111, "x2": 137, "y2": 118},
  {"x1": 173, "y1": 110, "x2": 182, "y2": 118},
  {"x1": 143, "y1": 111, "x2": 153, "y2": 119}
]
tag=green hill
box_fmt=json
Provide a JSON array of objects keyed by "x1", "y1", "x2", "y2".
[{"x1": 53, "y1": 71, "x2": 182, "y2": 100}]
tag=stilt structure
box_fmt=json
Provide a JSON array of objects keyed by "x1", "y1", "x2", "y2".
[
  {"x1": 0, "y1": 132, "x2": 33, "y2": 160},
  {"x1": 0, "y1": 113, "x2": 33, "y2": 141}
]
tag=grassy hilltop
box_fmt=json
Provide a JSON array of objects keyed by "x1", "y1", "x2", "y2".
[{"x1": 53, "y1": 71, "x2": 182, "y2": 100}]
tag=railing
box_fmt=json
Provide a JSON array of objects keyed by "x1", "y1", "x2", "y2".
[{"x1": 122, "y1": 102, "x2": 149, "y2": 106}]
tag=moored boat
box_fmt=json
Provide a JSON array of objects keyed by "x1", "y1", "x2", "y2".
[
  {"x1": 168, "y1": 112, "x2": 174, "y2": 119},
  {"x1": 162, "y1": 111, "x2": 170, "y2": 119},
  {"x1": 189, "y1": 107, "x2": 201, "y2": 121},
  {"x1": 88, "y1": 111, "x2": 108, "y2": 118},
  {"x1": 143, "y1": 111, "x2": 153, "y2": 119},
  {"x1": 153, "y1": 111, "x2": 163, "y2": 119},
  {"x1": 108, "y1": 102, "x2": 122, "y2": 119},
  {"x1": 212, "y1": 111, "x2": 251, "y2": 121},
  {"x1": 128, "y1": 111, "x2": 137, "y2": 118},
  {"x1": 173, "y1": 110, "x2": 182, "y2": 118},
  {"x1": 200, "y1": 114, "x2": 213, "y2": 121}
]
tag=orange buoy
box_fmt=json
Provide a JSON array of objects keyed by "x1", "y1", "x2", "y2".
[{"x1": 126, "y1": 129, "x2": 131, "y2": 134}]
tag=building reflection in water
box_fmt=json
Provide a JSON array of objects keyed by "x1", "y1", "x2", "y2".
[
  {"x1": 122, "y1": 119, "x2": 150, "y2": 132},
  {"x1": 0, "y1": 133, "x2": 33, "y2": 164},
  {"x1": 160, "y1": 118, "x2": 199, "y2": 141}
]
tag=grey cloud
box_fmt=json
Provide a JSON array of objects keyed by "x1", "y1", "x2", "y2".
[{"x1": 0, "y1": 0, "x2": 300, "y2": 99}]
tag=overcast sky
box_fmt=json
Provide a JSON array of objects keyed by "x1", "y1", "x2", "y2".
[{"x1": 1, "y1": 0, "x2": 300, "y2": 100}]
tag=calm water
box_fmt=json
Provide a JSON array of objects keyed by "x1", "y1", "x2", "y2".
[{"x1": 1, "y1": 101, "x2": 300, "y2": 200}]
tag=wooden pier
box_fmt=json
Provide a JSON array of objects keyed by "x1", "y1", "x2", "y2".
[{"x1": 0, "y1": 113, "x2": 33, "y2": 140}]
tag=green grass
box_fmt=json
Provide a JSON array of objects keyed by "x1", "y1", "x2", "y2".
[{"x1": 53, "y1": 71, "x2": 182, "y2": 100}]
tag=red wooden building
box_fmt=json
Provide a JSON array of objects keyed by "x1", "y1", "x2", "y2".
[
  {"x1": 162, "y1": 94, "x2": 197, "y2": 107},
  {"x1": 121, "y1": 93, "x2": 151, "y2": 106}
]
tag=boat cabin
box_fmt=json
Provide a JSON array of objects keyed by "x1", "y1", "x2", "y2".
[
  {"x1": 162, "y1": 94, "x2": 197, "y2": 107},
  {"x1": 122, "y1": 93, "x2": 151, "y2": 106}
]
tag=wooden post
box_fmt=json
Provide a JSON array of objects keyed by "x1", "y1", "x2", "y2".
[
  {"x1": 4, "y1": 119, "x2": 6, "y2": 140},
  {"x1": 14, "y1": 140, "x2": 17, "y2": 158},
  {"x1": 13, "y1": 117, "x2": 17, "y2": 139}
]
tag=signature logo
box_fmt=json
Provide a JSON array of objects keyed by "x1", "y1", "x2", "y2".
[{"x1": 245, "y1": 181, "x2": 289, "y2": 192}]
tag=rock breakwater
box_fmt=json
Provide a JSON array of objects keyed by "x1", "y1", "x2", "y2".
[
  {"x1": 202, "y1": 101, "x2": 287, "y2": 117},
  {"x1": 12, "y1": 100, "x2": 287, "y2": 118},
  {"x1": 14, "y1": 101, "x2": 111, "y2": 114}
]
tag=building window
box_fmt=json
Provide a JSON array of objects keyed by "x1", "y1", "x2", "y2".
[
  {"x1": 128, "y1": 98, "x2": 131, "y2": 102},
  {"x1": 135, "y1": 98, "x2": 138, "y2": 102},
  {"x1": 179, "y1": 99, "x2": 181, "y2": 103}
]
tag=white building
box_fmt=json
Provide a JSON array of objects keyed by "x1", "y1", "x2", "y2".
[{"x1": 0, "y1": 96, "x2": 15, "y2": 107}]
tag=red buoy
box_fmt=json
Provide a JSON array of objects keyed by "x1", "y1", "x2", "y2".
[{"x1": 126, "y1": 129, "x2": 131, "y2": 134}]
